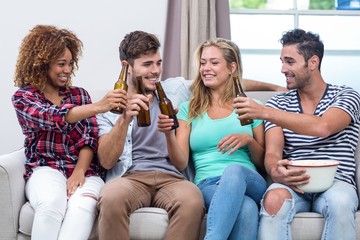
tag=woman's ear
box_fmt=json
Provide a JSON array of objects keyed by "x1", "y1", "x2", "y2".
[{"x1": 230, "y1": 62, "x2": 237, "y2": 74}]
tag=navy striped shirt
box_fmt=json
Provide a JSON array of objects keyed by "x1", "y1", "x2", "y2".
[{"x1": 265, "y1": 84, "x2": 360, "y2": 187}]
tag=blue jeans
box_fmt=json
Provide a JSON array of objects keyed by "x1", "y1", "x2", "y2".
[
  {"x1": 198, "y1": 164, "x2": 267, "y2": 240},
  {"x1": 258, "y1": 181, "x2": 358, "y2": 240}
]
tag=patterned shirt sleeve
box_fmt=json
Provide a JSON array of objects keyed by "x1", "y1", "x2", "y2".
[
  {"x1": 71, "y1": 88, "x2": 99, "y2": 153},
  {"x1": 12, "y1": 87, "x2": 75, "y2": 134},
  {"x1": 330, "y1": 86, "x2": 360, "y2": 124}
]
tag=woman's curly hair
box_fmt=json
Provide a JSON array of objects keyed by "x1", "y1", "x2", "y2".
[{"x1": 14, "y1": 25, "x2": 83, "y2": 90}]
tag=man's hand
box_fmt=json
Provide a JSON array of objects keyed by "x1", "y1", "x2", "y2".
[
  {"x1": 233, "y1": 96, "x2": 267, "y2": 121},
  {"x1": 270, "y1": 159, "x2": 310, "y2": 194},
  {"x1": 122, "y1": 93, "x2": 152, "y2": 123}
]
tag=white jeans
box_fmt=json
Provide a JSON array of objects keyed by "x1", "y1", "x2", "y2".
[{"x1": 25, "y1": 166, "x2": 104, "y2": 240}]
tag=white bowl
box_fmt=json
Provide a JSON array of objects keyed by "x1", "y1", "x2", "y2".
[{"x1": 287, "y1": 160, "x2": 340, "y2": 193}]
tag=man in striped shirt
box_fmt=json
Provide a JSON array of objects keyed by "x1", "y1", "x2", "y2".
[{"x1": 234, "y1": 29, "x2": 360, "y2": 239}]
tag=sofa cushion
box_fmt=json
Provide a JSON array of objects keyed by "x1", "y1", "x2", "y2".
[
  {"x1": 291, "y1": 211, "x2": 360, "y2": 240},
  {"x1": 19, "y1": 201, "x2": 170, "y2": 240},
  {"x1": 18, "y1": 202, "x2": 32, "y2": 236},
  {"x1": 129, "y1": 208, "x2": 168, "y2": 240}
]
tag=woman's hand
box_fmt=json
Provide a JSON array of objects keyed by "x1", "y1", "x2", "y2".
[
  {"x1": 96, "y1": 89, "x2": 128, "y2": 113},
  {"x1": 66, "y1": 170, "x2": 85, "y2": 198},
  {"x1": 157, "y1": 108, "x2": 178, "y2": 135},
  {"x1": 217, "y1": 133, "x2": 252, "y2": 155}
]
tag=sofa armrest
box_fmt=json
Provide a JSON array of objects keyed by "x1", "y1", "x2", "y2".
[{"x1": 0, "y1": 148, "x2": 27, "y2": 239}]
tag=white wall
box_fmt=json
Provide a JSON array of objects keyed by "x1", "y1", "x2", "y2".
[{"x1": 0, "y1": 0, "x2": 168, "y2": 155}]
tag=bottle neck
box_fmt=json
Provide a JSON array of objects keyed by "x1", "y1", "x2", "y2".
[
  {"x1": 233, "y1": 76, "x2": 245, "y2": 95},
  {"x1": 155, "y1": 82, "x2": 167, "y2": 99},
  {"x1": 118, "y1": 64, "x2": 129, "y2": 83}
]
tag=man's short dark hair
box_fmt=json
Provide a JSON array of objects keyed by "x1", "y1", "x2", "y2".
[
  {"x1": 280, "y1": 28, "x2": 324, "y2": 70},
  {"x1": 119, "y1": 31, "x2": 161, "y2": 66}
]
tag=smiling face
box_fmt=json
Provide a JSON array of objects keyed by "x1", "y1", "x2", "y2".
[
  {"x1": 200, "y1": 46, "x2": 234, "y2": 91},
  {"x1": 280, "y1": 44, "x2": 312, "y2": 90},
  {"x1": 45, "y1": 47, "x2": 73, "y2": 92},
  {"x1": 130, "y1": 51, "x2": 162, "y2": 94}
]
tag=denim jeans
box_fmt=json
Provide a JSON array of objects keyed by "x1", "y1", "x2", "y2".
[
  {"x1": 198, "y1": 164, "x2": 267, "y2": 240},
  {"x1": 258, "y1": 181, "x2": 358, "y2": 240}
]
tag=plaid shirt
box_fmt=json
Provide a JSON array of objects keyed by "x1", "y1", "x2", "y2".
[{"x1": 12, "y1": 85, "x2": 105, "y2": 180}]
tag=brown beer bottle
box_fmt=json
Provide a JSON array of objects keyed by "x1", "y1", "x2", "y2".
[
  {"x1": 155, "y1": 81, "x2": 179, "y2": 130},
  {"x1": 111, "y1": 61, "x2": 129, "y2": 114},
  {"x1": 233, "y1": 76, "x2": 253, "y2": 126},
  {"x1": 135, "y1": 76, "x2": 151, "y2": 127}
]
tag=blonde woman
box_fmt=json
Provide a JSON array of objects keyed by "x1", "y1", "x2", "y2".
[{"x1": 158, "y1": 38, "x2": 267, "y2": 240}]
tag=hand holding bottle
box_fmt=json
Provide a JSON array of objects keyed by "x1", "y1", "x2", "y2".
[
  {"x1": 233, "y1": 76, "x2": 253, "y2": 126},
  {"x1": 111, "y1": 61, "x2": 129, "y2": 114},
  {"x1": 233, "y1": 95, "x2": 265, "y2": 122},
  {"x1": 157, "y1": 108, "x2": 179, "y2": 134},
  {"x1": 155, "y1": 81, "x2": 179, "y2": 130},
  {"x1": 95, "y1": 89, "x2": 128, "y2": 114}
]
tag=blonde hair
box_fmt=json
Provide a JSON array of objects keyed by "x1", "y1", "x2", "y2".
[
  {"x1": 188, "y1": 38, "x2": 243, "y2": 122},
  {"x1": 14, "y1": 25, "x2": 83, "y2": 90}
]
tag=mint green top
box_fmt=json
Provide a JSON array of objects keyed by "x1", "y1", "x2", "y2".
[{"x1": 177, "y1": 101, "x2": 263, "y2": 185}]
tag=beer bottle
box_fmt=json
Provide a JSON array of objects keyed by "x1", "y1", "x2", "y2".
[
  {"x1": 233, "y1": 76, "x2": 253, "y2": 126},
  {"x1": 111, "y1": 61, "x2": 129, "y2": 114},
  {"x1": 136, "y1": 76, "x2": 151, "y2": 127},
  {"x1": 155, "y1": 81, "x2": 179, "y2": 130}
]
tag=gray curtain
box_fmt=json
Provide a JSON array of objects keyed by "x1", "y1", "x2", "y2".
[{"x1": 161, "y1": 0, "x2": 231, "y2": 81}]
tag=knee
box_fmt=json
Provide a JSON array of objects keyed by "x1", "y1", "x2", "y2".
[
  {"x1": 98, "y1": 188, "x2": 129, "y2": 213},
  {"x1": 173, "y1": 188, "x2": 205, "y2": 218},
  {"x1": 263, "y1": 188, "x2": 292, "y2": 215},
  {"x1": 240, "y1": 197, "x2": 259, "y2": 223},
  {"x1": 223, "y1": 164, "x2": 244, "y2": 176},
  {"x1": 183, "y1": 191, "x2": 205, "y2": 214},
  {"x1": 66, "y1": 194, "x2": 99, "y2": 216},
  {"x1": 325, "y1": 194, "x2": 357, "y2": 216},
  {"x1": 221, "y1": 164, "x2": 246, "y2": 183},
  {"x1": 35, "y1": 193, "x2": 67, "y2": 215}
]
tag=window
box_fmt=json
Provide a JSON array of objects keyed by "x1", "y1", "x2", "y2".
[{"x1": 230, "y1": 0, "x2": 360, "y2": 92}]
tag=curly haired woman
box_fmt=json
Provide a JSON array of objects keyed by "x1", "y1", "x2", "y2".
[{"x1": 12, "y1": 25, "x2": 126, "y2": 240}]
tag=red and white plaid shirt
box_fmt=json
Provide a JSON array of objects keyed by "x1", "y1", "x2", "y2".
[{"x1": 12, "y1": 85, "x2": 105, "y2": 180}]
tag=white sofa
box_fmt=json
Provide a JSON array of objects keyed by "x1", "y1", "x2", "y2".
[{"x1": 1, "y1": 78, "x2": 360, "y2": 240}]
